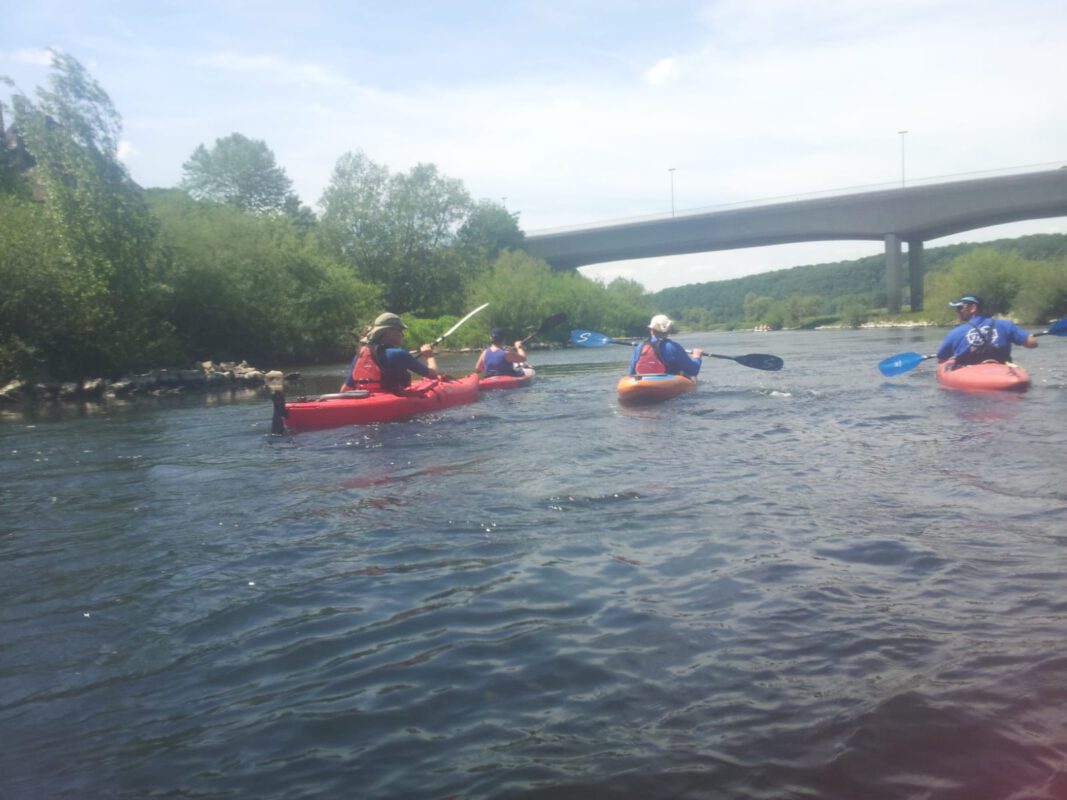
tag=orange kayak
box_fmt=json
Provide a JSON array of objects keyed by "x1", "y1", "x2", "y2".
[
  {"x1": 616, "y1": 373, "x2": 697, "y2": 406},
  {"x1": 936, "y1": 359, "x2": 1031, "y2": 392}
]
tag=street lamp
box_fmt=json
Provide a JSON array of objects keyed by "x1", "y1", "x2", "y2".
[
  {"x1": 501, "y1": 196, "x2": 508, "y2": 209},
  {"x1": 668, "y1": 168, "x2": 676, "y2": 217},
  {"x1": 897, "y1": 130, "x2": 908, "y2": 188}
]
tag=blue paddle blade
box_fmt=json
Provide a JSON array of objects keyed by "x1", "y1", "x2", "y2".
[
  {"x1": 569, "y1": 328, "x2": 615, "y2": 347},
  {"x1": 1040, "y1": 317, "x2": 1067, "y2": 336},
  {"x1": 878, "y1": 351, "x2": 929, "y2": 377}
]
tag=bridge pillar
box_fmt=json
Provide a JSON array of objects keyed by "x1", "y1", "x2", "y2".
[
  {"x1": 885, "y1": 234, "x2": 902, "y2": 314},
  {"x1": 908, "y1": 240, "x2": 925, "y2": 311}
]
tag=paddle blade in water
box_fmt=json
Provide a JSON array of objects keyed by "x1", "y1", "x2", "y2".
[
  {"x1": 1037, "y1": 317, "x2": 1067, "y2": 337},
  {"x1": 878, "y1": 351, "x2": 928, "y2": 377},
  {"x1": 570, "y1": 328, "x2": 615, "y2": 347},
  {"x1": 734, "y1": 353, "x2": 784, "y2": 371}
]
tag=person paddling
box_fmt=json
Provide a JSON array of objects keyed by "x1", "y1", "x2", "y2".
[
  {"x1": 629, "y1": 315, "x2": 703, "y2": 376},
  {"x1": 340, "y1": 312, "x2": 450, "y2": 392},
  {"x1": 474, "y1": 327, "x2": 527, "y2": 377},
  {"x1": 936, "y1": 294, "x2": 1038, "y2": 368}
]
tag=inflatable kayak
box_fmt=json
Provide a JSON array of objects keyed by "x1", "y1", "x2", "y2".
[
  {"x1": 281, "y1": 373, "x2": 481, "y2": 430},
  {"x1": 936, "y1": 359, "x2": 1031, "y2": 392},
  {"x1": 616, "y1": 373, "x2": 697, "y2": 406},
  {"x1": 479, "y1": 366, "x2": 535, "y2": 390}
]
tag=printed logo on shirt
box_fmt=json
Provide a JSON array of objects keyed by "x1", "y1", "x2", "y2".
[{"x1": 965, "y1": 325, "x2": 998, "y2": 347}]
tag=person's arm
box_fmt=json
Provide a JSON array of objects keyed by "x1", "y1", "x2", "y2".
[
  {"x1": 1005, "y1": 321, "x2": 1039, "y2": 349},
  {"x1": 936, "y1": 330, "x2": 958, "y2": 362},
  {"x1": 474, "y1": 349, "x2": 486, "y2": 373},
  {"x1": 666, "y1": 340, "x2": 701, "y2": 375},
  {"x1": 507, "y1": 341, "x2": 527, "y2": 363}
]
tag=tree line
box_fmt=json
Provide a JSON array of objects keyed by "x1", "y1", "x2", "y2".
[
  {"x1": 653, "y1": 234, "x2": 1067, "y2": 330},
  {"x1": 1, "y1": 52, "x2": 653, "y2": 383}
]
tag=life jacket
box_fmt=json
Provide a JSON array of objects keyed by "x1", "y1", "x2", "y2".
[
  {"x1": 482, "y1": 346, "x2": 522, "y2": 377},
  {"x1": 956, "y1": 318, "x2": 1008, "y2": 366},
  {"x1": 634, "y1": 338, "x2": 669, "y2": 374},
  {"x1": 347, "y1": 345, "x2": 411, "y2": 392}
]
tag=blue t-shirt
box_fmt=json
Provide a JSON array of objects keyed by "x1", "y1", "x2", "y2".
[
  {"x1": 936, "y1": 315, "x2": 1031, "y2": 363},
  {"x1": 629, "y1": 336, "x2": 702, "y2": 376},
  {"x1": 481, "y1": 347, "x2": 522, "y2": 376}
]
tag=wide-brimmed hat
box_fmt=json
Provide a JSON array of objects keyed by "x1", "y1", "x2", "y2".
[
  {"x1": 649, "y1": 314, "x2": 675, "y2": 334},
  {"x1": 367, "y1": 312, "x2": 407, "y2": 342},
  {"x1": 948, "y1": 294, "x2": 982, "y2": 309}
]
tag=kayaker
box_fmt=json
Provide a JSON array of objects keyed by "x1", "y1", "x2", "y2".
[
  {"x1": 474, "y1": 327, "x2": 527, "y2": 377},
  {"x1": 340, "y1": 312, "x2": 450, "y2": 392},
  {"x1": 936, "y1": 294, "x2": 1038, "y2": 367},
  {"x1": 629, "y1": 315, "x2": 704, "y2": 376}
]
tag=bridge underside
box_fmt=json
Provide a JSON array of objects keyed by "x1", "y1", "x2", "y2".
[{"x1": 524, "y1": 168, "x2": 1067, "y2": 313}]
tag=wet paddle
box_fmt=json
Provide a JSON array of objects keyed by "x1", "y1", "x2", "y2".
[
  {"x1": 878, "y1": 317, "x2": 1067, "y2": 377},
  {"x1": 878, "y1": 352, "x2": 936, "y2": 377},
  {"x1": 1034, "y1": 317, "x2": 1067, "y2": 337},
  {"x1": 569, "y1": 328, "x2": 784, "y2": 371},
  {"x1": 410, "y1": 302, "x2": 490, "y2": 356},
  {"x1": 520, "y1": 312, "x2": 568, "y2": 346}
]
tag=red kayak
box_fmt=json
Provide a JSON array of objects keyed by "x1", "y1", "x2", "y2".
[
  {"x1": 936, "y1": 359, "x2": 1031, "y2": 392},
  {"x1": 281, "y1": 373, "x2": 481, "y2": 430},
  {"x1": 479, "y1": 367, "x2": 535, "y2": 390}
]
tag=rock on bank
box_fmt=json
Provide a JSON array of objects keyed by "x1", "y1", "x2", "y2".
[{"x1": 0, "y1": 361, "x2": 296, "y2": 405}]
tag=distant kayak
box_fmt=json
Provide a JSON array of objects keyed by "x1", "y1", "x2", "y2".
[
  {"x1": 616, "y1": 373, "x2": 697, "y2": 406},
  {"x1": 479, "y1": 366, "x2": 535, "y2": 391},
  {"x1": 936, "y1": 359, "x2": 1031, "y2": 392},
  {"x1": 281, "y1": 373, "x2": 481, "y2": 430}
]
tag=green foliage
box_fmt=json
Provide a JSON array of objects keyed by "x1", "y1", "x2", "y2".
[
  {"x1": 147, "y1": 189, "x2": 379, "y2": 364},
  {"x1": 319, "y1": 150, "x2": 476, "y2": 316},
  {"x1": 925, "y1": 247, "x2": 1067, "y2": 324},
  {"x1": 4, "y1": 51, "x2": 173, "y2": 379},
  {"x1": 180, "y1": 133, "x2": 297, "y2": 214},
  {"x1": 656, "y1": 234, "x2": 1067, "y2": 328}
]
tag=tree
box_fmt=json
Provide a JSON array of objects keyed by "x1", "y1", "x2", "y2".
[
  {"x1": 455, "y1": 200, "x2": 525, "y2": 264},
  {"x1": 180, "y1": 133, "x2": 297, "y2": 214},
  {"x1": 5, "y1": 51, "x2": 172, "y2": 378},
  {"x1": 318, "y1": 150, "x2": 475, "y2": 315}
]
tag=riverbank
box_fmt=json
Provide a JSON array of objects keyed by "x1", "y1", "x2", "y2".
[{"x1": 0, "y1": 360, "x2": 295, "y2": 406}]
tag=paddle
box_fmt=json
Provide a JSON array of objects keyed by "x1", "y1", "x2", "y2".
[
  {"x1": 410, "y1": 302, "x2": 489, "y2": 356},
  {"x1": 520, "y1": 312, "x2": 568, "y2": 346},
  {"x1": 878, "y1": 317, "x2": 1067, "y2": 377},
  {"x1": 878, "y1": 352, "x2": 935, "y2": 377},
  {"x1": 568, "y1": 328, "x2": 784, "y2": 371},
  {"x1": 1034, "y1": 317, "x2": 1067, "y2": 337}
]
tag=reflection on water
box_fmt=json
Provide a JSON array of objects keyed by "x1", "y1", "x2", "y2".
[{"x1": 2, "y1": 330, "x2": 1065, "y2": 799}]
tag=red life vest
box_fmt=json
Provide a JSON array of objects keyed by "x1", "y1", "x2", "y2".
[
  {"x1": 634, "y1": 340, "x2": 667, "y2": 374},
  {"x1": 348, "y1": 345, "x2": 384, "y2": 390}
]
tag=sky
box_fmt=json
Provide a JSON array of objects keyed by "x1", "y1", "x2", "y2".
[{"x1": 3, "y1": 0, "x2": 1066, "y2": 292}]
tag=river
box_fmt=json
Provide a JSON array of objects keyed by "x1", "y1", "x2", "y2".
[{"x1": 2, "y1": 328, "x2": 1066, "y2": 799}]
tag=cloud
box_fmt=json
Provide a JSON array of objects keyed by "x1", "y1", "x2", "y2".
[
  {"x1": 642, "y1": 57, "x2": 680, "y2": 85},
  {"x1": 1, "y1": 48, "x2": 54, "y2": 66},
  {"x1": 195, "y1": 52, "x2": 351, "y2": 88},
  {"x1": 116, "y1": 139, "x2": 139, "y2": 162}
]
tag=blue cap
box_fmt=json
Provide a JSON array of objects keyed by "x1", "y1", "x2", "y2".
[{"x1": 948, "y1": 294, "x2": 981, "y2": 308}]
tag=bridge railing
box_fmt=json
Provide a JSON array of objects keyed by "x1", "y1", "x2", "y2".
[{"x1": 527, "y1": 160, "x2": 1067, "y2": 236}]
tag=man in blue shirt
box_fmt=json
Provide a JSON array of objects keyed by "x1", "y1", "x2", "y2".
[
  {"x1": 629, "y1": 315, "x2": 703, "y2": 376},
  {"x1": 936, "y1": 294, "x2": 1038, "y2": 367}
]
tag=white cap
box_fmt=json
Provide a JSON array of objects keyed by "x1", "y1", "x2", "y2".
[{"x1": 649, "y1": 314, "x2": 674, "y2": 334}]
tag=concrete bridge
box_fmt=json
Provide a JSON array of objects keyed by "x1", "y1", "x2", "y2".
[{"x1": 524, "y1": 166, "x2": 1067, "y2": 312}]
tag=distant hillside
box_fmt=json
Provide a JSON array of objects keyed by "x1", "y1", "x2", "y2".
[{"x1": 650, "y1": 233, "x2": 1067, "y2": 322}]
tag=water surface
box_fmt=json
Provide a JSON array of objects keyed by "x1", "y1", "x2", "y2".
[{"x1": 3, "y1": 328, "x2": 1066, "y2": 799}]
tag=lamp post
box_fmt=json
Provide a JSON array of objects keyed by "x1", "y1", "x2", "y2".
[
  {"x1": 897, "y1": 130, "x2": 908, "y2": 188},
  {"x1": 668, "y1": 167, "x2": 676, "y2": 217},
  {"x1": 501, "y1": 196, "x2": 508, "y2": 210}
]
